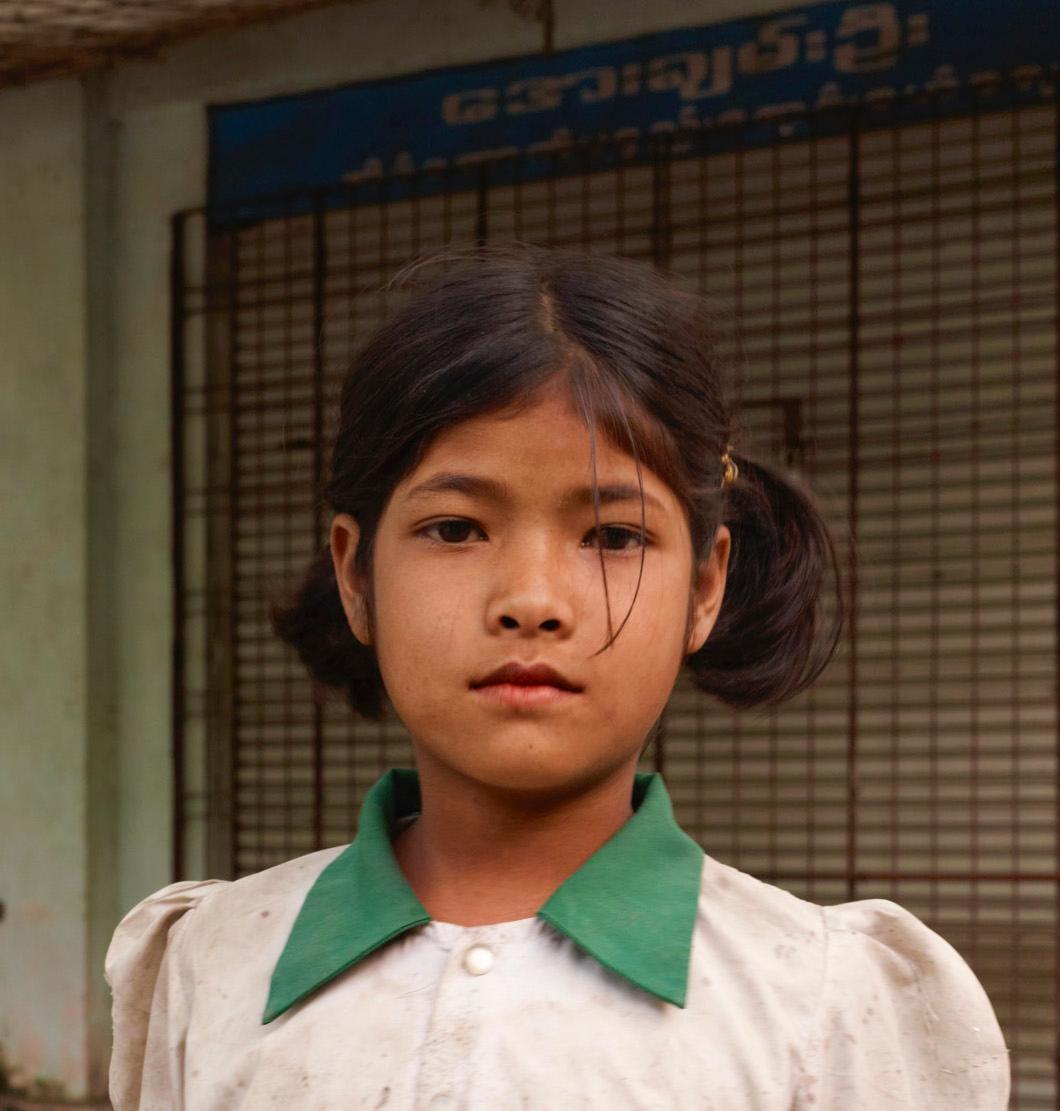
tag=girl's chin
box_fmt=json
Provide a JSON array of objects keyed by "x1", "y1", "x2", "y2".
[{"x1": 416, "y1": 744, "x2": 638, "y2": 801}]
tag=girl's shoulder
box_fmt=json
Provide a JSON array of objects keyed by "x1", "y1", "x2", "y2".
[
  {"x1": 696, "y1": 852, "x2": 1011, "y2": 1109},
  {"x1": 105, "y1": 845, "x2": 346, "y2": 1023},
  {"x1": 811, "y1": 895, "x2": 1010, "y2": 1107},
  {"x1": 106, "y1": 846, "x2": 347, "y2": 1111},
  {"x1": 106, "y1": 844, "x2": 346, "y2": 968},
  {"x1": 700, "y1": 847, "x2": 990, "y2": 987}
]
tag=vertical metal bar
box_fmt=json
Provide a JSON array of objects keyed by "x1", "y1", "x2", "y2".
[
  {"x1": 249, "y1": 223, "x2": 265, "y2": 873},
  {"x1": 968, "y1": 96, "x2": 983, "y2": 961},
  {"x1": 1008, "y1": 98, "x2": 1024, "y2": 1098},
  {"x1": 513, "y1": 152, "x2": 526, "y2": 243},
  {"x1": 732, "y1": 139, "x2": 746, "y2": 866},
  {"x1": 282, "y1": 204, "x2": 294, "y2": 861},
  {"x1": 227, "y1": 229, "x2": 241, "y2": 876},
  {"x1": 410, "y1": 169, "x2": 422, "y2": 258},
  {"x1": 650, "y1": 130, "x2": 672, "y2": 776},
  {"x1": 768, "y1": 133, "x2": 781, "y2": 880},
  {"x1": 579, "y1": 144, "x2": 591, "y2": 249},
  {"x1": 171, "y1": 212, "x2": 187, "y2": 882},
  {"x1": 443, "y1": 162, "x2": 454, "y2": 246},
  {"x1": 1053, "y1": 93, "x2": 1060, "y2": 1111},
  {"x1": 541, "y1": 0, "x2": 554, "y2": 54},
  {"x1": 927, "y1": 101, "x2": 942, "y2": 929},
  {"x1": 201, "y1": 226, "x2": 237, "y2": 879},
  {"x1": 650, "y1": 134, "x2": 672, "y2": 271},
  {"x1": 845, "y1": 112, "x2": 861, "y2": 904},
  {"x1": 344, "y1": 195, "x2": 359, "y2": 828},
  {"x1": 889, "y1": 122, "x2": 901, "y2": 908},
  {"x1": 476, "y1": 164, "x2": 489, "y2": 246},
  {"x1": 806, "y1": 114, "x2": 821, "y2": 903},
  {"x1": 376, "y1": 173, "x2": 390, "y2": 781},
  {"x1": 312, "y1": 196, "x2": 327, "y2": 852}
]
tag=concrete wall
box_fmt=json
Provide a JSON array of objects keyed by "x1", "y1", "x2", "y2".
[
  {"x1": 0, "y1": 78, "x2": 95, "y2": 1099},
  {"x1": 0, "y1": 0, "x2": 788, "y2": 1100}
]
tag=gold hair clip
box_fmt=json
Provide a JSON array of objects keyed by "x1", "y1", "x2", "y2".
[{"x1": 720, "y1": 445, "x2": 738, "y2": 487}]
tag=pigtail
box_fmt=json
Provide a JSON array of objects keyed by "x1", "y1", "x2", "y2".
[
  {"x1": 687, "y1": 454, "x2": 844, "y2": 708},
  {"x1": 269, "y1": 547, "x2": 387, "y2": 720}
]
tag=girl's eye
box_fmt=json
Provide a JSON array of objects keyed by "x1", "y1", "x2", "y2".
[
  {"x1": 421, "y1": 519, "x2": 485, "y2": 544},
  {"x1": 583, "y1": 525, "x2": 649, "y2": 553}
]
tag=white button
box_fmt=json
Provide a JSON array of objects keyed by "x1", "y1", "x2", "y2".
[{"x1": 462, "y1": 943, "x2": 494, "y2": 975}]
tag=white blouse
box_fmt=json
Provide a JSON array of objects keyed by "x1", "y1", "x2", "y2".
[{"x1": 106, "y1": 769, "x2": 1010, "y2": 1110}]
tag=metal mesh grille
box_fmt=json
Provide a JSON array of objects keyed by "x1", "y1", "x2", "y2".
[{"x1": 174, "y1": 93, "x2": 1058, "y2": 1108}]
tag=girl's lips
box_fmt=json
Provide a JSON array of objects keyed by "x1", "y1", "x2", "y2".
[{"x1": 471, "y1": 682, "x2": 581, "y2": 710}]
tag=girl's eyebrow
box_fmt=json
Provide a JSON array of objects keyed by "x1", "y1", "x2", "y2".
[{"x1": 403, "y1": 471, "x2": 663, "y2": 511}]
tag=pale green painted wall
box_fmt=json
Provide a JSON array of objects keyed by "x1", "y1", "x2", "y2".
[
  {"x1": 0, "y1": 78, "x2": 93, "y2": 1096},
  {"x1": 0, "y1": 0, "x2": 789, "y2": 1099}
]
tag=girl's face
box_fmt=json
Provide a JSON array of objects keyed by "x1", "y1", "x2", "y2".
[{"x1": 331, "y1": 381, "x2": 730, "y2": 798}]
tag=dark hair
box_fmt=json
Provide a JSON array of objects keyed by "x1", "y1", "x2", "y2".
[{"x1": 272, "y1": 244, "x2": 842, "y2": 718}]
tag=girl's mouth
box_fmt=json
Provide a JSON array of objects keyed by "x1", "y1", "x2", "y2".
[{"x1": 471, "y1": 682, "x2": 580, "y2": 710}]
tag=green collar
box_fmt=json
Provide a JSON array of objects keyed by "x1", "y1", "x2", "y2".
[{"x1": 263, "y1": 767, "x2": 704, "y2": 1023}]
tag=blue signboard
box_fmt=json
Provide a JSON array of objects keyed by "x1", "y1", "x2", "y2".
[{"x1": 208, "y1": 0, "x2": 1059, "y2": 225}]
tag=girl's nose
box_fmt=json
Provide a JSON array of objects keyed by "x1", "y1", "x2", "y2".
[
  {"x1": 499, "y1": 613, "x2": 563, "y2": 632},
  {"x1": 489, "y1": 597, "x2": 573, "y2": 636},
  {"x1": 485, "y1": 563, "x2": 574, "y2": 637}
]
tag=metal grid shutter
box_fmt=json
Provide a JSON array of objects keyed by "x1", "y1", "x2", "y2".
[{"x1": 173, "y1": 92, "x2": 1058, "y2": 1107}]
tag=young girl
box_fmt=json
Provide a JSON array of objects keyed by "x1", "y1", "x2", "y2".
[{"x1": 106, "y1": 246, "x2": 1010, "y2": 1109}]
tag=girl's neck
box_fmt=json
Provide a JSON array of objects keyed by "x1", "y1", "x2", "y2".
[{"x1": 391, "y1": 756, "x2": 639, "y2": 926}]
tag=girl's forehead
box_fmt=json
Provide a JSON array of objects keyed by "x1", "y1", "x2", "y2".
[
  {"x1": 395, "y1": 396, "x2": 679, "y2": 514},
  {"x1": 418, "y1": 393, "x2": 643, "y2": 475}
]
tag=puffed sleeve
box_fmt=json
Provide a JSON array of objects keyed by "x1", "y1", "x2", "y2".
[
  {"x1": 105, "y1": 879, "x2": 229, "y2": 1111},
  {"x1": 796, "y1": 897, "x2": 1010, "y2": 1110}
]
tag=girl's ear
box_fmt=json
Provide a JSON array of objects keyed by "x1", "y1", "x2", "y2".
[
  {"x1": 330, "y1": 513, "x2": 372, "y2": 645},
  {"x1": 686, "y1": 525, "x2": 731, "y2": 655}
]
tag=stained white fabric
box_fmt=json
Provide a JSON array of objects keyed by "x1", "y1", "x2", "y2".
[{"x1": 106, "y1": 847, "x2": 1010, "y2": 1110}]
